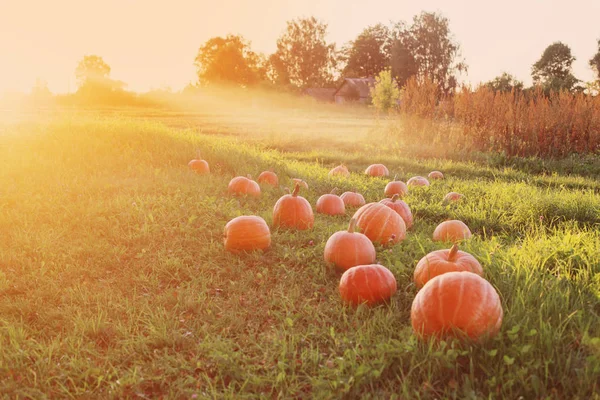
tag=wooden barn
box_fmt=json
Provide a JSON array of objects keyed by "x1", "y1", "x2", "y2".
[{"x1": 333, "y1": 78, "x2": 375, "y2": 104}]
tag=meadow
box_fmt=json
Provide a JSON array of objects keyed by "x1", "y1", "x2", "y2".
[{"x1": 1, "y1": 94, "x2": 599, "y2": 399}]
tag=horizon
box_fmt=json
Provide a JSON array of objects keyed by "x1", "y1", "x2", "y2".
[{"x1": 1, "y1": 0, "x2": 599, "y2": 95}]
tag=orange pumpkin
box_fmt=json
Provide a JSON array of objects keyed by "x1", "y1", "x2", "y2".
[
  {"x1": 407, "y1": 176, "x2": 430, "y2": 187},
  {"x1": 273, "y1": 183, "x2": 314, "y2": 230},
  {"x1": 224, "y1": 216, "x2": 271, "y2": 253},
  {"x1": 257, "y1": 171, "x2": 278, "y2": 186},
  {"x1": 428, "y1": 171, "x2": 444, "y2": 180},
  {"x1": 339, "y1": 264, "x2": 397, "y2": 306},
  {"x1": 384, "y1": 175, "x2": 408, "y2": 198},
  {"x1": 414, "y1": 244, "x2": 483, "y2": 287},
  {"x1": 365, "y1": 164, "x2": 389, "y2": 177},
  {"x1": 340, "y1": 191, "x2": 366, "y2": 208},
  {"x1": 433, "y1": 220, "x2": 472, "y2": 242},
  {"x1": 188, "y1": 151, "x2": 210, "y2": 174},
  {"x1": 443, "y1": 192, "x2": 463, "y2": 203},
  {"x1": 329, "y1": 164, "x2": 350, "y2": 178},
  {"x1": 411, "y1": 271, "x2": 503, "y2": 340},
  {"x1": 353, "y1": 203, "x2": 406, "y2": 245},
  {"x1": 379, "y1": 194, "x2": 413, "y2": 229},
  {"x1": 316, "y1": 189, "x2": 345, "y2": 216},
  {"x1": 228, "y1": 175, "x2": 261, "y2": 197},
  {"x1": 324, "y1": 218, "x2": 376, "y2": 271}
]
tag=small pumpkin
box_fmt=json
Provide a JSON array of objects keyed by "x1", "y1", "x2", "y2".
[
  {"x1": 443, "y1": 192, "x2": 463, "y2": 203},
  {"x1": 365, "y1": 164, "x2": 389, "y2": 177},
  {"x1": 224, "y1": 216, "x2": 271, "y2": 253},
  {"x1": 353, "y1": 202, "x2": 406, "y2": 245},
  {"x1": 384, "y1": 175, "x2": 408, "y2": 198},
  {"x1": 329, "y1": 164, "x2": 350, "y2": 178},
  {"x1": 414, "y1": 244, "x2": 483, "y2": 287},
  {"x1": 340, "y1": 191, "x2": 366, "y2": 208},
  {"x1": 339, "y1": 264, "x2": 397, "y2": 306},
  {"x1": 316, "y1": 189, "x2": 345, "y2": 216},
  {"x1": 428, "y1": 171, "x2": 444, "y2": 180},
  {"x1": 257, "y1": 170, "x2": 278, "y2": 186},
  {"x1": 379, "y1": 194, "x2": 413, "y2": 229},
  {"x1": 228, "y1": 175, "x2": 261, "y2": 197},
  {"x1": 273, "y1": 183, "x2": 314, "y2": 230},
  {"x1": 324, "y1": 218, "x2": 376, "y2": 271},
  {"x1": 411, "y1": 271, "x2": 503, "y2": 340},
  {"x1": 188, "y1": 150, "x2": 210, "y2": 174},
  {"x1": 433, "y1": 220, "x2": 472, "y2": 242},
  {"x1": 407, "y1": 176, "x2": 430, "y2": 187}
]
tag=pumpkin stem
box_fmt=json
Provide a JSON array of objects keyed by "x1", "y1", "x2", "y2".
[
  {"x1": 247, "y1": 174, "x2": 252, "y2": 180},
  {"x1": 447, "y1": 244, "x2": 459, "y2": 261},
  {"x1": 292, "y1": 183, "x2": 301, "y2": 197},
  {"x1": 393, "y1": 174, "x2": 398, "y2": 181},
  {"x1": 331, "y1": 187, "x2": 338, "y2": 195},
  {"x1": 391, "y1": 194, "x2": 400, "y2": 203},
  {"x1": 196, "y1": 149, "x2": 202, "y2": 159},
  {"x1": 348, "y1": 218, "x2": 357, "y2": 233}
]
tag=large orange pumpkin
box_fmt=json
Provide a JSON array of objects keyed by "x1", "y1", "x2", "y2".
[
  {"x1": 224, "y1": 216, "x2": 271, "y2": 253},
  {"x1": 329, "y1": 164, "x2": 350, "y2": 178},
  {"x1": 379, "y1": 194, "x2": 413, "y2": 229},
  {"x1": 365, "y1": 164, "x2": 389, "y2": 177},
  {"x1": 384, "y1": 175, "x2": 408, "y2": 198},
  {"x1": 407, "y1": 176, "x2": 430, "y2": 187},
  {"x1": 428, "y1": 171, "x2": 444, "y2": 180},
  {"x1": 340, "y1": 191, "x2": 366, "y2": 208},
  {"x1": 339, "y1": 264, "x2": 397, "y2": 306},
  {"x1": 228, "y1": 175, "x2": 261, "y2": 197},
  {"x1": 188, "y1": 151, "x2": 210, "y2": 174},
  {"x1": 324, "y1": 218, "x2": 376, "y2": 271},
  {"x1": 433, "y1": 220, "x2": 472, "y2": 242},
  {"x1": 443, "y1": 192, "x2": 463, "y2": 203},
  {"x1": 257, "y1": 171, "x2": 278, "y2": 186},
  {"x1": 316, "y1": 189, "x2": 345, "y2": 216},
  {"x1": 414, "y1": 244, "x2": 483, "y2": 287},
  {"x1": 352, "y1": 203, "x2": 406, "y2": 245},
  {"x1": 411, "y1": 271, "x2": 503, "y2": 340},
  {"x1": 273, "y1": 183, "x2": 314, "y2": 230}
]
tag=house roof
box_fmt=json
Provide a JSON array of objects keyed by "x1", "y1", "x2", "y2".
[{"x1": 334, "y1": 78, "x2": 375, "y2": 98}]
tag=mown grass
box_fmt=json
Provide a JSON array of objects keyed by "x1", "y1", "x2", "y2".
[{"x1": 0, "y1": 112, "x2": 599, "y2": 399}]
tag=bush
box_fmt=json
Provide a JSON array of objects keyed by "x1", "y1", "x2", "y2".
[{"x1": 370, "y1": 69, "x2": 400, "y2": 113}]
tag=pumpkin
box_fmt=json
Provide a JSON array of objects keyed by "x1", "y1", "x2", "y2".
[
  {"x1": 224, "y1": 215, "x2": 271, "y2": 253},
  {"x1": 411, "y1": 271, "x2": 503, "y2": 340},
  {"x1": 324, "y1": 218, "x2": 376, "y2": 271},
  {"x1": 339, "y1": 264, "x2": 397, "y2": 306},
  {"x1": 228, "y1": 175, "x2": 261, "y2": 197},
  {"x1": 379, "y1": 194, "x2": 413, "y2": 229},
  {"x1": 443, "y1": 192, "x2": 463, "y2": 203},
  {"x1": 414, "y1": 244, "x2": 483, "y2": 287},
  {"x1": 365, "y1": 164, "x2": 389, "y2": 177},
  {"x1": 316, "y1": 189, "x2": 345, "y2": 216},
  {"x1": 273, "y1": 183, "x2": 314, "y2": 230},
  {"x1": 428, "y1": 171, "x2": 444, "y2": 180},
  {"x1": 384, "y1": 175, "x2": 408, "y2": 198},
  {"x1": 353, "y1": 202, "x2": 406, "y2": 245},
  {"x1": 329, "y1": 164, "x2": 350, "y2": 178},
  {"x1": 188, "y1": 150, "x2": 210, "y2": 174},
  {"x1": 407, "y1": 176, "x2": 430, "y2": 187},
  {"x1": 433, "y1": 220, "x2": 472, "y2": 242},
  {"x1": 257, "y1": 171, "x2": 278, "y2": 186},
  {"x1": 340, "y1": 191, "x2": 366, "y2": 208}
]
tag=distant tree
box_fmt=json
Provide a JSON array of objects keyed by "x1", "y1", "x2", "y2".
[
  {"x1": 75, "y1": 55, "x2": 111, "y2": 88},
  {"x1": 270, "y1": 17, "x2": 337, "y2": 88},
  {"x1": 342, "y1": 24, "x2": 391, "y2": 78},
  {"x1": 532, "y1": 42, "x2": 580, "y2": 92},
  {"x1": 74, "y1": 55, "x2": 126, "y2": 101},
  {"x1": 389, "y1": 22, "x2": 418, "y2": 88},
  {"x1": 194, "y1": 35, "x2": 263, "y2": 87},
  {"x1": 30, "y1": 78, "x2": 52, "y2": 98},
  {"x1": 370, "y1": 69, "x2": 400, "y2": 113},
  {"x1": 590, "y1": 39, "x2": 600, "y2": 82},
  {"x1": 486, "y1": 72, "x2": 524, "y2": 93}
]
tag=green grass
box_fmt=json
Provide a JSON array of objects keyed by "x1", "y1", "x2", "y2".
[{"x1": 1, "y1": 111, "x2": 599, "y2": 399}]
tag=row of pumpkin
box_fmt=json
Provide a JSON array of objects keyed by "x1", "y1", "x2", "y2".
[{"x1": 189, "y1": 155, "x2": 503, "y2": 341}]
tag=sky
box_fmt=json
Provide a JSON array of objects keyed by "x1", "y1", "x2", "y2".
[{"x1": 0, "y1": 0, "x2": 599, "y2": 94}]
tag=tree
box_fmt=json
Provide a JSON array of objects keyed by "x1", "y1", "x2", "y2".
[
  {"x1": 486, "y1": 72, "x2": 524, "y2": 93},
  {"x1": 531, "y1": 42, "x2": 580, "y2": 92},
  {"x1": 390, "y1": 22, "x2": 418, "y2": 88},
  {"x1": 75, "y1": 55, "x2": 111, "y2": 88},
  {"x1": 342, "y1": 24, "x2": 391, "y2": 78},
  {"x1": 370, "y1": 69, "x2": 400, "y2": 113},
  {"x1": 590, "y1": 39, "x2": 600, "y2": 82},
  {"x1": 271, "y1": 17, "x2": 336, "y2": 88},
  {"x1": 194, "y1": 35, "x2": 263, "y2": 86}
]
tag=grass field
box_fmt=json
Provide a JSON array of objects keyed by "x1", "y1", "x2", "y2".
[{"x1": 1, "y1": 101, "x2": 599, "y2": 399}]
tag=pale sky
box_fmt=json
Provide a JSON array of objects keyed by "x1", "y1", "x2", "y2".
[{"x1": 0, "y1": 0, "x2": 599, "y2": 94}]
